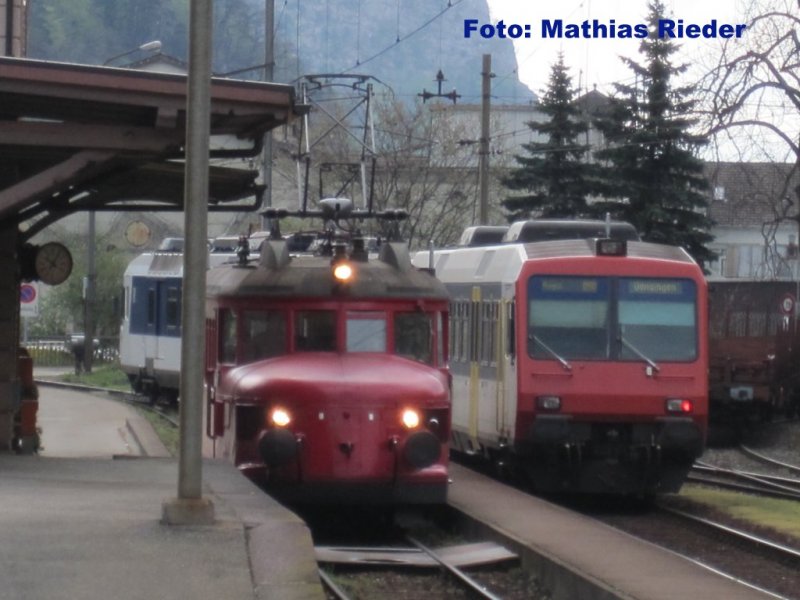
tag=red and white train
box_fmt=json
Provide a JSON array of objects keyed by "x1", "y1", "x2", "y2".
[
  {"x1": 414, "y1": 234, "x2": 708, "y2": 495},
  {"x1": 203, "y1": 232, "x2": 451, "y2": 504}
]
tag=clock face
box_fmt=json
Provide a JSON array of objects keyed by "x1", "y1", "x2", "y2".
[{"x1": 34, "y1": 242, "x2": 73, "y2": 286}]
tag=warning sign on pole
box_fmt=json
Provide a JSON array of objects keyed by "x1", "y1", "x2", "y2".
[{"x1": 20, "y1": 283, "x2": 39, "y2": 318}]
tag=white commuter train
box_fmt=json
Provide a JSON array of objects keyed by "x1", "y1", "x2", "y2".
[{"x1": 119, "y1": 247, "x2": 234, "y2": 403}]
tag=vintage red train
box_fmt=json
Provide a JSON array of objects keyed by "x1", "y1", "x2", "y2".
[
  {"x1": 708, "y1": 279, "x2": 800, "y2": 425},
  {"x1": 202, "y1": 231, "x2": 451, "y2": 504},
  {"x1": 414, "y1": 235, "x2": 708, "y2": 495}
]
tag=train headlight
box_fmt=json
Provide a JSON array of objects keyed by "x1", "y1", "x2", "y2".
[
  {"x1": 270, "y1": 407, "x2": 292, "y2": 427},
  {"x1": 401, "y1": 408, "x2": 421, "y2": 429},
  {"x1": 333, "y1": 262, "x2": 353, "y2": 282},
  {"x1": 665, "y1": 398, "x2": 693, "y2": 414},
  {"x1": 536, "y1": 395, "x2": 561, "y2": 411}
]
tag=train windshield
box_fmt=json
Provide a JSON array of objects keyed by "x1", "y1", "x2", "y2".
[
  {"x1": 242, "y1": 310, "x2": 286, "y2": 362},
  {"x1": 528, "y1": 276, "x2": 697, "y2": 362},
  {"x1": 346, "y1": 312, "x2": 387, "y2": 352},
  {"x1": 395, "y1": 313, "x2": 433, "y2": 364},
  {"x1": 295, "y1": 311, "x2": 336, "y2": 351}
]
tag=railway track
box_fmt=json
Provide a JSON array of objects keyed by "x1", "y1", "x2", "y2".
[
  {"x1": 660, "y1": 503, "x2": 800, "y2": 565},
  {"x1": 690, "y1": 443, "x2": 800, "y2": 501},
  {"x1": 318, "y1": 537, "x2": 515, "y2": 600},
  {"x1": 308, "y1": 503, "x2": 547, "y2": 600},
  {"x1": 594, "y1": 499, "x2": 800, "y2": 599},
  {"x1": 690, "y1": 461, "x2": 800, "y2": 500},
  {"x1": 740, "y1": 445, "x2": 800, "y2": 477}
]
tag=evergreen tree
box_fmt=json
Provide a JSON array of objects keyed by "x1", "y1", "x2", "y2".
[
  {"x1": 594, "y1": 0, "x2": 714, "y2": 267},
  {"x1": 501, "y1": 54, "x2": 595, "y2": 221}
]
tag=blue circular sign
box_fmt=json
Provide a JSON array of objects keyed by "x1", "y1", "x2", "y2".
[{"x1": 20, "y1": 284, "x2": 36, "y2": 304}]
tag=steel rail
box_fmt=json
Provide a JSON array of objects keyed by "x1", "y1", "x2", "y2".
[
  {"x1": 693, "y1": 461, "x2": 800, "y2": 496},
  {"x1": 686, "y1": 473, "x2": 800, "y2": 501},
  {"x1": 740, "y1": 445, "x2": 800, "y2": 477},
  {"x1": 660, "y1": 505, "x2": 800, "y2": 564},
  {"x1": 318, "y1": 569, "x2": 353, "y2": 600},
  {"x1": 406, "y1": 536, "x2": 504, "y2": 600}
]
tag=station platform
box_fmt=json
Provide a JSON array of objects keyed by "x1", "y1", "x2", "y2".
[
  {"x1": 448, "y1": 462, "x2": 777, "y2": 600},
  {"x1": 2, "y1": 382, "x2": 325, "y2": 600}
]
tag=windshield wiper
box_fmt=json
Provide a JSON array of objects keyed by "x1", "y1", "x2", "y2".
[
  {"x1": 618, "y1": 332, "x2": 660, "y2": 373},
  {"x1": 531, "y1": 335, "x2": 572, "y2": 372}
]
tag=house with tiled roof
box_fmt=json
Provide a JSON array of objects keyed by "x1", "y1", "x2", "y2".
[{"x1": 705, "y1": 162, "x2": 800, "y2": 280}]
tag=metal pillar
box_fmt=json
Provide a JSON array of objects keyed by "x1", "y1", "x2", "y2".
[
  {"x1": 82, "y1": 211, "x2": 95, "y2": 374},
  {"x1": 261, "y1": 0, "x2": 275, "y2": 230},
  {"x1": 0, "y1": 225, "x2": 18, "y2": 451},
  {"x1": 478, "y1": 54, "x2": 492, "y2": 225},
  {"x1": 0, "y1": 0, "x2": 23, "y2": 451},
  {"x1": 162, "y1": 0, "x2": 215, "y2": 526}
]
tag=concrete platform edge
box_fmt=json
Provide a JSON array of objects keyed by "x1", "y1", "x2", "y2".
[
  {"x1": 35, "y1": 379, "x2": 325, "y2": 600},
  {"x1": 202, "y1": 461, "x2": 325, "y2": 600},
  {"x1": 126, "y1": 416, "x2": 171, "y2": 457},
  {"x1": 449, "y1": 502, "x2": 632, "y2": 600}
]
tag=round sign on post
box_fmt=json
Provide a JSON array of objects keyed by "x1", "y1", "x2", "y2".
[
  {"x1": 20, "y1": 283, "x2": 39, "y2": 318},
  {"x1": 780, "y1": 293, "x2": 795, "y2": 316},
  {"x1": 20, "y1": 284, "x2": 36, "y2": 304}
]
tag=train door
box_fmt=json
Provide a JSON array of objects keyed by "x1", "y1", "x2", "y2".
[{"x1": 129, "y1": 276, "x2": 182, "y2": 380}]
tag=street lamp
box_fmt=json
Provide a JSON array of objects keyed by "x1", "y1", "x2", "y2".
[{"x1": 102, "y1": 40, "x2": 162, "y2": 66}]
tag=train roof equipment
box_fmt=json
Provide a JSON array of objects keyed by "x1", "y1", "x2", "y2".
[
  {"x1": 502, "y1": 219, "x2": 640, "y2": 244},
  {"x1": 457, "y1": 225, "x2": 509, "y2": 247},
  {"x1": 207, "y1": 236, "x2": 447, "y2": 301},
  {"x1": 419, "y1": 237, "x2": 697, "y2": 285}
]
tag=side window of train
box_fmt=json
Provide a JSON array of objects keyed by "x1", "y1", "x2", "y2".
[
  {"x1": 346, "y1": 312, "x2": 386, "y2": 352},
  {"x1": 147, "y1": 289, "x2": 156, "y2": 326},
  {"x1": 219, "y1": 309, "x2": 237, "y2": 364},
  {"x1": 436, "y1": 311, "x2": 445, "y2": 365},
  {"x1": 165, "y1": 287, "x2": 180, "y2": 330},
  {"x1": 453, "y1": 301, "x2": 468, "y2": 363},
  {"x1": 295, "y1": 311, "x2": 336, "y2": 352},
  {"x1": 394, "y1": 313, "x2": 432, "y2": 364},
  {"x1": 242, "y1": 310, "x2": 286, "y2": 363},
  {"x1": 479, "y1": 300, "x2": 499, "y2": 366}
]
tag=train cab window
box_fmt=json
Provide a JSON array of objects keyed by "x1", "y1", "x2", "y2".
[
  {"x1": 395, "y1": 313, "x2": 432, "y2": 364},
  {"x1": 618, "y1": 278, "x2": 697, "y2": 361},
  {"x1": 528, "y1": 277, "x2": 610, "y2": 360},
  {"x1": 295, "y1": 311, "x2": 336, "y2": 352},
  {"x1": 346, "y1": 312, "x2": 386, "y2": 352},
  {"x1": 242, "y1": 310, "x2": 286, "y2": 363},
  {"x1": 219, "y1": 309, "x2": 238, "y2": 364}
]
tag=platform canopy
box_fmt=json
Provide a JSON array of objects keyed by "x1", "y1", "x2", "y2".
[{"x1": 0, "y1": 56, "x2": 300, "y2": 239}]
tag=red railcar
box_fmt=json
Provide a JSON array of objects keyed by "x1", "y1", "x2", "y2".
[
  {"x1": 203, "y1": 238, "x2": 451, "y2": 504},
  {"x1": 415, "y1": 238, "x2": 708, "y2": 495},
  {"x1": 707, "y1": 279, "x2": 800, "y2": 423}
]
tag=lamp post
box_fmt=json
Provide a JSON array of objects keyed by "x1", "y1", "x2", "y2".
[{"x1": 102, "y1": 40, "x2": 162, "y2": 66}]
